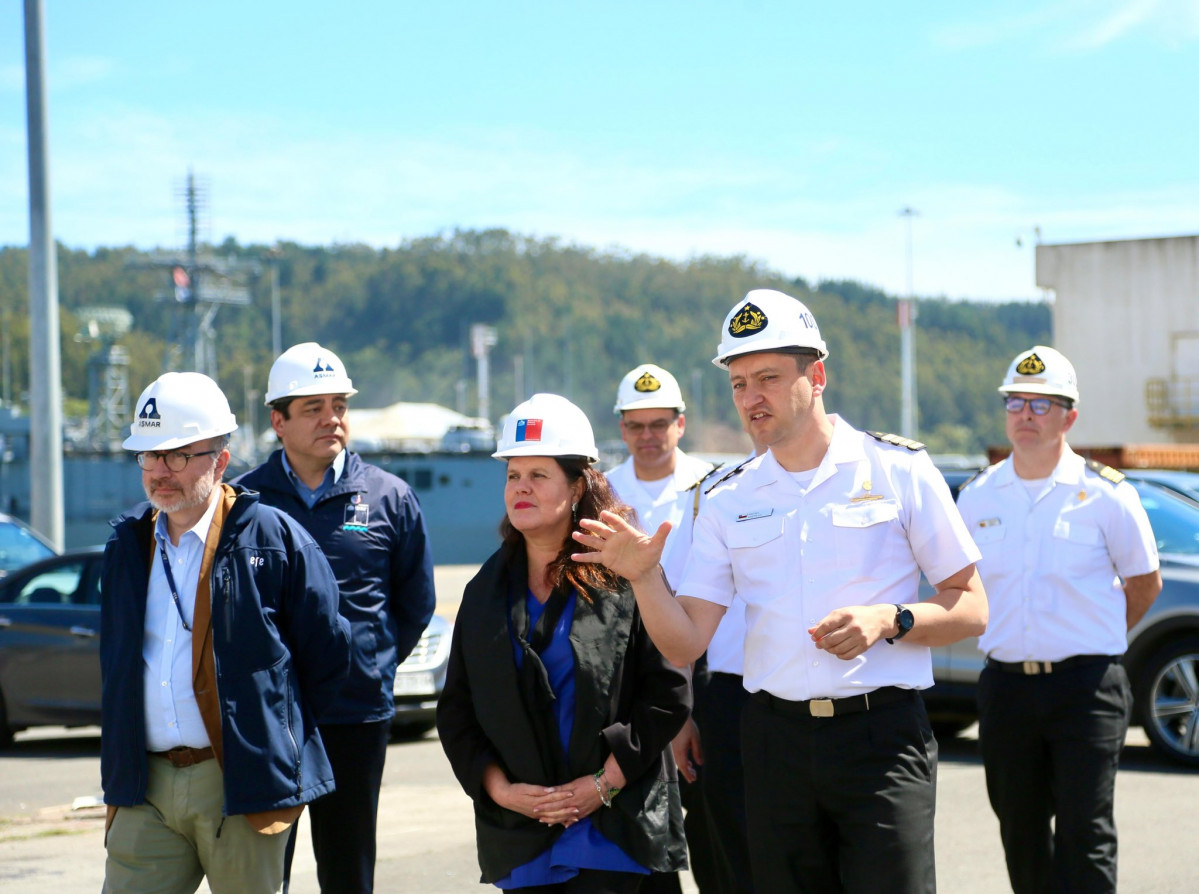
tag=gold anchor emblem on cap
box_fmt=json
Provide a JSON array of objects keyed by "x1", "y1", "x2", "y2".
[
  {"x1": 729, "y1": 302, "x2": 768, "y2": 337},
  {"x1": 634, "y1": 372, "x2": 661, "y2": 393},
  {"x1": 1016, "y1": 353, "x2": 1047, "y2": 375}
]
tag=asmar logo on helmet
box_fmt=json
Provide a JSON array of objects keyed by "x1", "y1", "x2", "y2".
[
  {"x1": 265, "y1": 342, "x2": 358, "y2": 405},
  {"x1": 123, "y1": 372, "x2": 238, "y2": 452}
]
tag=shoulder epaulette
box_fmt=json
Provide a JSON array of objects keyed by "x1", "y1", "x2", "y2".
[
  {"x1": 704, "y1": 456, "x2": 755, "y2": 495},
  {"x1": 867, "y1": 431, "x2": 926, "y2": 451},
  {"x1": 685, "y1": 462, "x2": 725, "y2": 493},
  {"x1": 687, "y1": 463, "x2": 726, "y2": 521},
  {"x1": 1086, "y1": 458, "x2": 1126, "y2": 485}
]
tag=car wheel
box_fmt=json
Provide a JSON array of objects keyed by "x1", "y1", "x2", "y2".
[{"x1": 1136, "y1": 637, "x2": 1199, "y2": 767}]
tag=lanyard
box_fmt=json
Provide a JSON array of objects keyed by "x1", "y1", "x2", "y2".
[{"x1": 157, "y1": 540, "x2": 193, "y2": 632}]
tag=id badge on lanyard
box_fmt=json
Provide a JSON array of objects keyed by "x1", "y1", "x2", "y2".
[{"x1": 343, "y1": 493, "x2": 370, "y2": 531}]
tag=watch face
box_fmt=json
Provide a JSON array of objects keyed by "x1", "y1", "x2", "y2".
[{"x1": 896, "y1": 606, "x2": 914, "y2": 637}]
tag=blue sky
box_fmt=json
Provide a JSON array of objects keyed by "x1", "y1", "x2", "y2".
[{"x1": 2, "y1": 0, "x2": 1197, "y2": 300}]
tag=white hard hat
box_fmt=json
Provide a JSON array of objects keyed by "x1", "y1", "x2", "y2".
[
  {"x1": 265, "y1": 342, "x2": 358, "y2": 405},
  {"x1": 123, "y1": 372, "x2": 238, "y2": 452},
  {"x1": 613, "y1": 363, "x2": 685, "y2": 414},
  {"x1": 998, "y1": 345, "x2": 1079, "y2": 404},
  {"x1": 493, "y1": 393, "x2": 599, "y2": 463},
  {"x1": 712, "y1": 289, "x2": 829, "y2": 367}
]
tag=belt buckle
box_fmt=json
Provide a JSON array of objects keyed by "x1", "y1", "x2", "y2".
[
  {"x1": 1022, "y1": 660, "x2": 1051, "y2": 675},
  {"x1": 809, "y1": 698, "x2": 835, "y2": 718}
]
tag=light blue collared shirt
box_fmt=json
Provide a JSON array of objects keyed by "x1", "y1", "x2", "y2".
[
  {"x1": 143, "y1": 494, "x2": 221, "y2": 752},
  {"x1": 281, "y1": 449, "x2": 346, "y2": 508}
]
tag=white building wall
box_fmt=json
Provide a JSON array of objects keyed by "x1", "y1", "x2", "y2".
[{"x1": 1036, "y1": 235, "x2": 1199, "y2": 445}]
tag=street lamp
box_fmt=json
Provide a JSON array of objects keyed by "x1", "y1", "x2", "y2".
[{"x1": 898, "y1": 207, "x2": 919, "y2": 440}]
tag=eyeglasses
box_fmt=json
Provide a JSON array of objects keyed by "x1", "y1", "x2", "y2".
[
  {"x1": 1003, "y1": 396, "x2": 1070, "y2": 416},
  {"x1": 622, "y1": 419, "x2": 676, "y2": 436},
  {"x1": 134, "y1": 450, "x2": 217, "y2": 472}
]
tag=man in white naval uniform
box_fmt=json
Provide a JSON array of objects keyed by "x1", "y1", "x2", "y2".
[
  {"x1": 606, "y1": 363, "x2": 715, "y2": 587},
  {"x1": 578, "y1": 290, "x2": 988, "y2": 894},
  {"x1": 605, "y1": 363, "x2": 727, "y2": 894},
  {"x1": 956, "y1": 346, "x2": 1160, "y2": 894}
]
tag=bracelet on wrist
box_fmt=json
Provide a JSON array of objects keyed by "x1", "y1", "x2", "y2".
[{"x1": 592, "y1": 768, "x2": 620, "y2": 807}]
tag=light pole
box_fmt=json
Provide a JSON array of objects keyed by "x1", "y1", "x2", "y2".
[{"x1": 898, "y1": 207, "x2": 919, "y2": 440}]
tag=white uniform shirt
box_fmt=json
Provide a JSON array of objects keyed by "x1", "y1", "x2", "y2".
[
  {"x1": 679, "y1": 416, "x2": 980, "y2": 700},
  {"x1": 143, "y1": 496, "x2": 220, "y2": 752},
  {"x1": 956, "y1": 449, "x2": 1159, "y2": 663},
  {"x1": 607, "y1": 449, "x2": 748, "y2": 675}
]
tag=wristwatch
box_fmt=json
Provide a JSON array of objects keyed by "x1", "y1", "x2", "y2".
[{"x1": 886, "y1": 604, "x2": 914, "y2": 644}]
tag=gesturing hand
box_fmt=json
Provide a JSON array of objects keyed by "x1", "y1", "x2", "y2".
[{"x1": 572, "y1": 510, "x2": 671, "y2": 584}]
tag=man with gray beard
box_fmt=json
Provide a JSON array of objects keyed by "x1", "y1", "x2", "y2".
[{"x1": 99, "y1": 372, "x2": 351, "y2": 894}]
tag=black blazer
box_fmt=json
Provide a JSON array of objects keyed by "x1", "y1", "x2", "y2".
[{"x1": 437, "y1": 543, "x2": 691, "y2": 882}]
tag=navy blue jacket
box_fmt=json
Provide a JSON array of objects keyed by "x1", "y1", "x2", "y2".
[
  {"x1": 235, "y1": 450, "x2": 436, "y2": 724},
  {"x1": 100, "y1": 487, "x2": 351, "y2": 815}
]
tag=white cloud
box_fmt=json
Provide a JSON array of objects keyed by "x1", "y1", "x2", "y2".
[{"x1": 932, "y1": 0, "x2": 1199, "y2": 53}]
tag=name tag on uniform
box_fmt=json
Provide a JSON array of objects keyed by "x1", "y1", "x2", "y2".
[{"x1": 736, "y1": 508, "x2": 774, "y2": 522}]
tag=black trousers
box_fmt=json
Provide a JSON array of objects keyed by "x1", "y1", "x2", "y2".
[
  {"x1": 977, "y1": 660, "x2": 1131, "y2": 894},
  {"x1": 694, "y1": 672, "x2": 754, "y2": 894},
  {"x1": 309, "y1": 719, "x2": 391, "y2": 893},
  {"x1": 742, "y1": 689, "x2": 937, "y2": 894}
]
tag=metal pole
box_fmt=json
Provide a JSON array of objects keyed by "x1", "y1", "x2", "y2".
[
  {"x1": 24, "y1": 0, "x2": 64, "y2": 549},
  {"x1": 898, "y1": 207, "x2": 919, "y2": 440},
  {"x1": 271, "y1": 261, "x2": 282, "y2": 358}
]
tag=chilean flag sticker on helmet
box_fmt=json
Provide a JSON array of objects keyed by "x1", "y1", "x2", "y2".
[{"x1": 515, "y1": 419, "x2": 543, "y2": 442}]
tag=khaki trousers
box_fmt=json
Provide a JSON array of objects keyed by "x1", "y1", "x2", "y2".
[{"x1": 104, "y1": 755, "x2": 289, "y2": 894}]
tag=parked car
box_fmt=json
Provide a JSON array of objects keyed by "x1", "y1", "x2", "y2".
[
  {"x1": 391, "y1": 613, "x2": 452, "y2": 737},
  {"x1": 924, "y1": 470, "x2": 1199, "y2": 766},
  {"x1": 0, "y1": 512, "x2": 57, "y2": 578},
  {"x1": 0, "y1": 546, "x2": 104, "y2": 746},
  {"x1": 0, "y1": 542, "x2": 453, "y2": 747},
  {"x1": 1124, "y1": 468, "x2": 1199, "y2": 506}
]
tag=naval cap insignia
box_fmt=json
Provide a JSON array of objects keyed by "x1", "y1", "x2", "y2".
[
  {"x1": 729, "y1": 302, "x2": 767, "y2": 338},
  {"x1": 634, "y1": 372, "x2": 661, "y2": 393},
  {"x1": 1015, "y1": 353, "x2": 1047, "y2": 376}
]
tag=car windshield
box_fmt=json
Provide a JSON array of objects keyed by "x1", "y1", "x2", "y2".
[
  {"x1": 1127, "y1": 478, "x2": 1199, "y2": 557},
  {"x1": 0, "y1": 520, "x2": 56, "y2": 574}
]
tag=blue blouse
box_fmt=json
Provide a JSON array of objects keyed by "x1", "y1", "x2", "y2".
[{"x1": 495, "y1": 588, "x2": 649, "y2": 889}]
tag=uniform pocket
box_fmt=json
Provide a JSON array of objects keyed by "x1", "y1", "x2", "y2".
[
  {"x1": 1053, "y1": 519, "x2": 1104, "y2": 577},
  {"x1": 832, "y1": 500, "x2": 903, "y2": 574}
]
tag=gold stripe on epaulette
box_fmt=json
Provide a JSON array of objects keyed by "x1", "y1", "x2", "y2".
[
  {"x1": 1085, "y1": 459, "x2": 1125, "y2": 484},
  {"x1": 866, "y1": 430, "x2": 926, "y2": 451}
]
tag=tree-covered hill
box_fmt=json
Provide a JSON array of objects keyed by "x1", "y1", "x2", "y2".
[{"x1": 0, "y1": 229, "x2": 1049, "y2": 454}]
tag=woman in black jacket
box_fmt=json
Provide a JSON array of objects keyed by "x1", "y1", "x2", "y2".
[{"x1": 437, "y1": 393, "x2": 690, "y2": 893}]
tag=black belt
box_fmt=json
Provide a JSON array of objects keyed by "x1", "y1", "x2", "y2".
[
  {"x1": 751, "y1": 686, "x2": 913, "y2": 718},
  {"x1": 985, "y1": 654, "x2": 1120, "y2": 676},
  {"x1": 149, "y1": 746, "x2": 215, "y2": 768}
]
